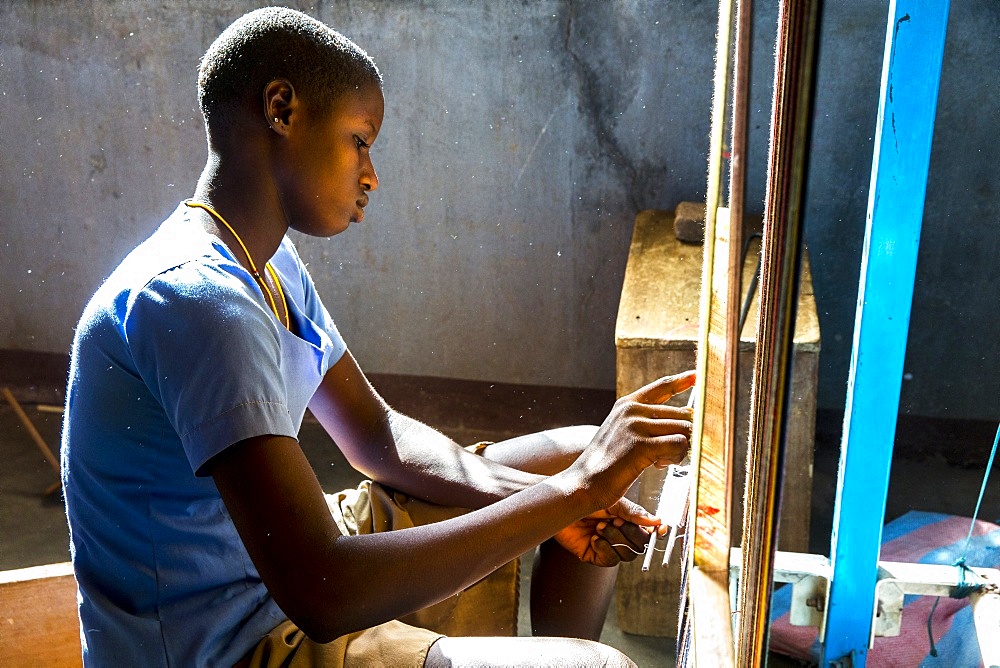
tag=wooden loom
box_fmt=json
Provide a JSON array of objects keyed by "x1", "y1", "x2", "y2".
[
  {"x1": 664, "y1": 0, "x2": 1000, "y2": 666},
  {"x1": 669, "y1": 0, "x2": 820, "y2": 663}
]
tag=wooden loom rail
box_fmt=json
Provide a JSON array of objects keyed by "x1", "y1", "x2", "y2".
[
  {"x1": 735, "y1": 0, "x2": 820, "y2": 664},
  {"x1": 680, "y1": 0, "x2": 737, "y2": 663},
  {"x1": 679, "y1": 0, "x2": 820, "y2": 663}
]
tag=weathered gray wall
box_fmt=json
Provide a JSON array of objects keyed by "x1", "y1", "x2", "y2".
[{"x1": 1, "y1": 1, "x2": 997, "y2": 421}]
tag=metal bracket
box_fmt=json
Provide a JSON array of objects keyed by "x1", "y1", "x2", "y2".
[
  {"x1": 871, "y1": 561, "x2": 1000, "y2": 643},
  {"x1": 730, "y1": 549, "x2": 831, "y2": 641},
  {"x1": 729, "y1": 549, "x2": 1000, "y2": 660}
]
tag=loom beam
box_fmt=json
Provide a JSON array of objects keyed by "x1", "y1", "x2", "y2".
[{"x1": 822, "y1": 1, "x2": 950, "y2": 664}]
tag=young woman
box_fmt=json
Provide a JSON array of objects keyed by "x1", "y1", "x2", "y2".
[{"x1": 61, "y1": 8, "x2": 694, "y2": 666}]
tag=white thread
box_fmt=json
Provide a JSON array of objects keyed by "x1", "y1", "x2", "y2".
[{"x1": 611, "y1": 538, "x2": 685, "y2": 556}]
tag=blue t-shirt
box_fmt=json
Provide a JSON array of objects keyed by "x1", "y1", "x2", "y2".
[{"x1": 61, "y1": 203, "x2": 347, "y2": 666}]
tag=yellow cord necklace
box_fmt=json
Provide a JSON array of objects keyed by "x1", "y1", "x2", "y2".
[{"x1": 184, "y1": 200, "x2": 290, "y2": 330}]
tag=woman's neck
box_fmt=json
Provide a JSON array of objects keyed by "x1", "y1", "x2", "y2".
[{"x1": 191, "y1": 152, "x2": 288, "y2": 268}]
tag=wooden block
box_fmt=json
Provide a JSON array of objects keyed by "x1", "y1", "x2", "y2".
[
  {"x1": 674, "y1": 202, "x2": 707, "y2": 244},
  {"x1": 0, "y1": 562, "x2": 81, "y2": 666},
  {"x1": 614, "y1": 210, "x2": 820, "y2": 637}
]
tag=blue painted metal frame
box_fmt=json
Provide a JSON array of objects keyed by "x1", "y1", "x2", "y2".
[{"x1": 821, "y1": 1, "x2": 950, "y2": 665}]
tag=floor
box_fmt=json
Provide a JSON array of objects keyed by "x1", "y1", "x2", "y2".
[{"x1": 2, "y1": 352, "x2": 997, "y2": 666}]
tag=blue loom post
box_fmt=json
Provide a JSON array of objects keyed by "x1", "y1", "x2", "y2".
[{"x1": 820, "y1": 1, "x2": 950, "y2": 665}]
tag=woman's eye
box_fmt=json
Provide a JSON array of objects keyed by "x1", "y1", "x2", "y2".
[{"x1": 355, "y1": 136, "x2": 370, "y2": 149}]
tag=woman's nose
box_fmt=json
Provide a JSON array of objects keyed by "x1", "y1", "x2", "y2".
[{"x1": 361, "y1": 157, "x2": 378, "y2": 192}]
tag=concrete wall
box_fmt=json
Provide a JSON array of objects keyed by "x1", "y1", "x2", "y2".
[
  {"x1": 1, "y1": 1, "x2": 997, "y2": 422},
  {"x1": 806, "y1": 1, "x2": 1000, "y2": 422}
]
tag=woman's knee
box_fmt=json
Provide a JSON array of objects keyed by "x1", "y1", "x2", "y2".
[
  {"x1": 546, "y1": 424, "x2": 600, "y2": 448},
  {"x1": 477, "y1": 425, "x2": 599, "y2": 475},
  {"x1": 425, "y1": 636, "x2": 636, "y2": 667},
  {"x1": 585, "y1": 641, "x2": 637, "y2": 668},
  {"x1": 551, "y1": 638, "x2": 636, "y2": 668}
]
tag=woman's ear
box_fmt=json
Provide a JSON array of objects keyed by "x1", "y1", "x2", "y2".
[{"x1": 263, "y1": 79, "x2": 297, "y2": 135}]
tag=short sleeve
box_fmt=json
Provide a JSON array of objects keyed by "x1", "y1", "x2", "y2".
[{"x1": 124, "y1": 262, "x2": 297, "y2": 475}]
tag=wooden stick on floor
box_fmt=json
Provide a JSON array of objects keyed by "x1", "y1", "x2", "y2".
[{"x1": 2, "y1": 387, "x2": 62, "y2": 495}]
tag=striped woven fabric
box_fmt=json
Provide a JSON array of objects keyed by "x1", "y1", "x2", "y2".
[{"x1": 769, "y1": 511, "x2": 1000, "y2": 666}]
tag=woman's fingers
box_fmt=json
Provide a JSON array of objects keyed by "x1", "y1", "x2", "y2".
[
  {"x1": 645, "y1": 404, "x2": 694, "y2": 420},
  {"x1": 594, "y1": 519, "x2": 659, "y2": 563},
  {"x1": 637, "y1": 415, "x2": 693, "y2": 438},
  {"x1": 632, "y1": 370, "x2": 696, "y2": 405},
  {"x1": 574, "y1": 371, "x2": 696, "y2": 513},
  {"x1": 589, "y1": 533, "x2": 624, "y2": 566},
  {"x1": 594, "y1": 523, "x2": 634, "y2": 562},
  {"x1": 617, "y1": 521, "x2": 651, "y2": 551},
  {"x1": 607, "y1": 497, "x2": 659, "y2": 528}
]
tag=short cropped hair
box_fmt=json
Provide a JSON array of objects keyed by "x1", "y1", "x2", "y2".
[{"x1": 198, "y1": 7, "x2": 381, "y2": 133}]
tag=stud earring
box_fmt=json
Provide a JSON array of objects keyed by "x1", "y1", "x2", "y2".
[{"x1": 273, "y1": 118, "x2": 280, "y2": 124}]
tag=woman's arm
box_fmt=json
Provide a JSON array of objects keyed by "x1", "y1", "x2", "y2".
[
  {"x1": 207, "y1": 433, "x2": 578, "y2": 642},
  {"x1": 307, "y1": 350, "x2": 553, "y2": 509},
  {"x1": 209, "y1": 372, "x2": 694, "y2": 642}
]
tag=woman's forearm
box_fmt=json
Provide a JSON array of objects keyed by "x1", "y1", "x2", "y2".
[{"x1": 357, "y1": 411, "x2": 547, "y2": 508}]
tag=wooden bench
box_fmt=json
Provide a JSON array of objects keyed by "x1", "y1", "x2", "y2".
[
  {"x1": 0, "y1": 559, "x2": 517, "y2": 664},
  {"x1": 0, "y1": 562, "x2": 81, "y2": 666}
]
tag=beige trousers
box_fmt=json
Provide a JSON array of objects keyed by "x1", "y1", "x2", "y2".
[{"x1": 242, "y1": 475, "x2": 520, "y2": 668}]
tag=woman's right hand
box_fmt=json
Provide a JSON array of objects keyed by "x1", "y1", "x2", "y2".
[{"x1": 565, "y1": 371, "x2": 696, "y2": 516}]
